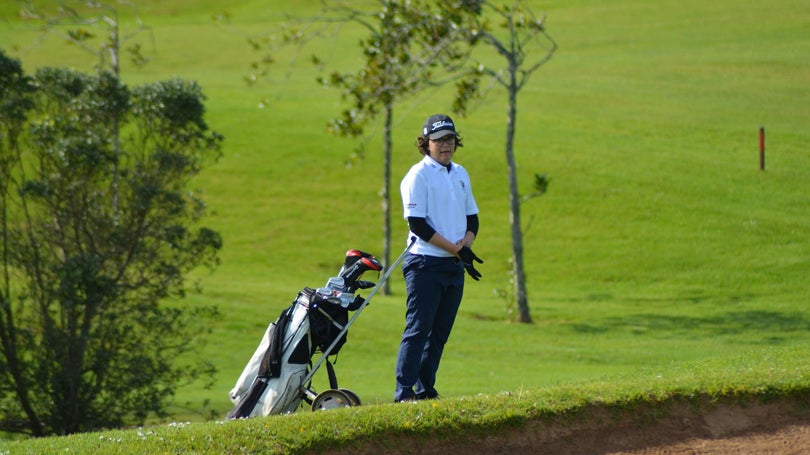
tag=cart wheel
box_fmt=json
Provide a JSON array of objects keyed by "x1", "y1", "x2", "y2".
[
  {"x1": 339, "y1": 389, "x2": 361, "y2": 406},
  {"x1": 311, "y1": 389, "x2": 352, "y2": 411}
]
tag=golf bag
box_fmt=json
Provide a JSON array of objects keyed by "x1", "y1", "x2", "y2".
[{"x1": 227, "y1": 249, "x2": 383, "y2": 418}]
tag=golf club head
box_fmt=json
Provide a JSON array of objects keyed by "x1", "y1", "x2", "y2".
[
  {"x1": 340, "y1": 250, "x2": 378, "y2": 272},
  {"x1": 339, "y1": 250, "x2": 382, "y2": 288}
]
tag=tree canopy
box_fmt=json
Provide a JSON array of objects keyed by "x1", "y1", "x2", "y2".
[{"x1": 0, "y1": 49, "x2": 223, "y2": 436}]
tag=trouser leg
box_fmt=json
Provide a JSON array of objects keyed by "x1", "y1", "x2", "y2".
[
  {"x1": 415, "y1": 278, "x2": 462, "y2": 398},
  {"x1": 395, "y1": 255, "x2": 463, "y2": 401}
]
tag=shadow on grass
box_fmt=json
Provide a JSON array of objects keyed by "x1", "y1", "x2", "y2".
[{"x1": 569, "y1": 310, "x2": 810, "y2": 342}]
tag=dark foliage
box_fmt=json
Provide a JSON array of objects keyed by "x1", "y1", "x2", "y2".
[{"x1": 0, "y1": 49, "x2": 222, "y2": 436}]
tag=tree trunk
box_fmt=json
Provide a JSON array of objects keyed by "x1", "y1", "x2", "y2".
[
  {"x1": 505, "y1": 64, "x2": 532, "y2": 323},
  {"x1": 0, "y1": 295, "x2": 44, "y2": 436},
  {"x1": 382, "y1": 105, "x2": 393, "y2": 295}
]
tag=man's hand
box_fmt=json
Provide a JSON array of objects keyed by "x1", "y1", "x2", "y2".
[{"x1": 457, "y1": 246, "x2": 483, "y2": 281}]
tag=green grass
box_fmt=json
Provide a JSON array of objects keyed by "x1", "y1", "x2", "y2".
[
  {"x1": 1, "y1": 345, "x2": 809, "y2": 453},
  {"x1": 1, "y1": 0, "x2": 809, "y2": 448}
]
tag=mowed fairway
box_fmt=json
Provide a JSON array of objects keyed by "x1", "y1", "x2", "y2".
[{"x1": 1, "y1": 0, "x2": 807, "y2": 421}]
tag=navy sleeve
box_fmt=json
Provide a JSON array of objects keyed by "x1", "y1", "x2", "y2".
[
  {"x1": 407, "y1": 217, "x2": 436, "y2": 242},
  {"x1": 466, "y1": 214, "x2": 479, "y2": 236}
]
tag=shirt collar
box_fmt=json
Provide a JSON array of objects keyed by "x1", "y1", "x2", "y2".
[{"x1": 422, "y1": 155, "x2": 454, "y2": 172}]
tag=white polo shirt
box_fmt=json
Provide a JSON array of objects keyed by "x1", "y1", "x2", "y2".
[{"x1": 401, "y1": 155, "x2": 479, "y2": 257}]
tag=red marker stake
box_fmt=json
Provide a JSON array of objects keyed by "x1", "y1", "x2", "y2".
[{"x1": 759, "y1": 126, "x2": 765, "y2": 171}]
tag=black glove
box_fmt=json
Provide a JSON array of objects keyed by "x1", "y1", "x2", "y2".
[{"x1": 457, "y1": 246, "x2": 483, "y2": 281}]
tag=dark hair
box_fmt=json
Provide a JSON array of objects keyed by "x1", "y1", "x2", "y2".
[{"x1": 416, "y1": 134, "x2": 464, "y2": 155}]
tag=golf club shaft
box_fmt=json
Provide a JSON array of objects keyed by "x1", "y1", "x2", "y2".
[{"x1": 302, "y1": 237, "x2": 416, "y2": 386}]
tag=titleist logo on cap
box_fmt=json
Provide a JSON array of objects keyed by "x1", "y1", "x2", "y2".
[{"x1": 431, "y1": 120, "x2": 453, "y2": 131}]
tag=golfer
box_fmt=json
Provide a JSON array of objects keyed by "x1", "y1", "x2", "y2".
[{"x1": 395, "y1": 113, "x2": 484, "y2": 402}]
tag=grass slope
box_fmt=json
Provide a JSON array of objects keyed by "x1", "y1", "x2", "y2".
[
  {"x1": 1, "y1": 345, "x2": 809, "y2": 453},
  {"x1": 0, "y1": 0, "x2": 808, "y2": 435}
]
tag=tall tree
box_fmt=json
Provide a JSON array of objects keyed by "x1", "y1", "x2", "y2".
[
  {"x1": 243, "y1": 0, "x2": 555, "y2": 320},
  {"x1": 315, "y1": 0, "x2": 473, "y2": 294},
  {"x1": 435, "y1": 0, "x2": 558, "y2": 323},
  {"x1": 241, "y1": 1, "x2": 473, "y2": 294},
  {"x1": 0, "y1": 51, "x2": 222, "y2": 437}
]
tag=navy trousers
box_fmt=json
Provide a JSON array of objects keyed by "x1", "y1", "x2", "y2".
[{"x1": 395, "y1": 254, "x2": 465, "y2": 401}]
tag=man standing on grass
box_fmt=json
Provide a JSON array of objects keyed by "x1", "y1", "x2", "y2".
[{"x1": 395, "y1": 114, "x2": 484, "y2": 402}]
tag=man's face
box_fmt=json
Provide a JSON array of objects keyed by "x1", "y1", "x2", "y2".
[{"x1": 428, "y1": 135, "x2": 457, "y2": 165}]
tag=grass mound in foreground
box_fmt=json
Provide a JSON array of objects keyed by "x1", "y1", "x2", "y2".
[{"x1": 1, "y1": 344, "x2": 808, "y2": 454}]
